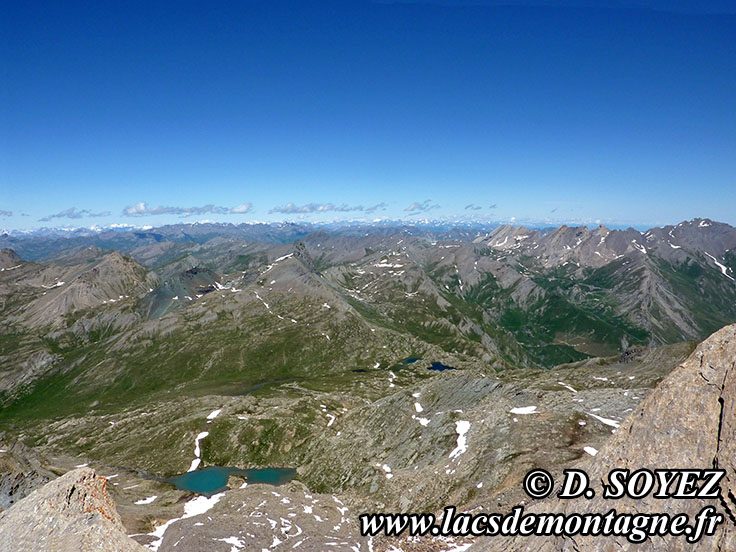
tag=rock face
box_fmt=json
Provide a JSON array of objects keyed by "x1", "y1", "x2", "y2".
[
  {"x1": 0, "y1": 248, "x2": 22, "y2": 269},
  {"x1": 0, "y1": 467, "x2": 146, "y2": 552},
  {"x1": 0, "y1": 438, "x2": 55, "y2": 511},
  {"x1": 18, "y1": 251, "x2": 156, "y2": 329},
  {"x1": 476, "y1": 323, "x2": 736, "y2": 551}
]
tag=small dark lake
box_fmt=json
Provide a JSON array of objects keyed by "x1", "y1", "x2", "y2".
[
  {"x1": 402, "y1": 357, "x2": 422, "y2": 364},
  {"x1": 167, "y1": 466, "x2": 297, "y2": 496},
  {"x1": 428, "y1": 362, "x2": 456, "y2": 371}
]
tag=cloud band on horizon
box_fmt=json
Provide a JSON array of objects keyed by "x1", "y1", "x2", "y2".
[
  {"x1": 122, "y1": 202, "x2": 252, "y2": 217},
  {"x1": 39, "y1": 207, "x2": 111, "y2": 222},
  {"x1": 405, "y1": 200, "x2": 440, "y2": 214},
  {"x1": 268, "y1": 202, "x2": 387, "y2": 214}
]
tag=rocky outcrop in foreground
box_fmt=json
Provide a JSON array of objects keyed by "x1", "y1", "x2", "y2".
[
  {"x1": 0, "y1": 467, "x2": 145, "y2": 552},
  {"x1": 476, "y1": 323, "x2": 736, "y2": 551}
]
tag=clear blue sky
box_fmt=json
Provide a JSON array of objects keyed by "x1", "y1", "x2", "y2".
[{"x1": 2, "y1": 1, "x2": 735, "y2": 230}]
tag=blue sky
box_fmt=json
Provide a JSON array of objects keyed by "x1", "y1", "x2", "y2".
[{"x1": 2, "y1": 1, "x2": 735, "y2": 230}]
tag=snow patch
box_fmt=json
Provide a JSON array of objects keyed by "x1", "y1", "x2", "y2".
[
  {"x1": 704, "y1": 252, "x2": 734, "y2": 281},
  {"x1": 188, "y1": 431, "x2": 209, "y2": 471},
  {"x1": 509, "y1": 406, "x2": 538, "y2": 415},
  {"x1": 215, "y1": 536, "x2": 245, "y2": 551},
  {"x1": 449, "y1": 420, "x2": 471, "y2": 459},
  {"x1": 587, "y1": 412, "x2": 621, "y2": 428},
  {"x1": 146, "y1": 493, "x2": 224, "y2": 551},
  {"x1": 376, "y1": 463, "x2": 393, "y2": 479},
  {"x1": 631, "y1": 240, "x2": 647, "y2": 254}
]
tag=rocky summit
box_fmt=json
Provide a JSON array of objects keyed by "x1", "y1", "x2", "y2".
[
  {"x1": 0, "y1": 221, "x2": 734, "y2": 550},
  {"x1": 0, "y1": 467, "x2": 145, "y2": 552}
]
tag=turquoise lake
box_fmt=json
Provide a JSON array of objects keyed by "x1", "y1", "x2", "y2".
[{"x1": 167, "y1": 466, "x2": 297, "y2": 496}]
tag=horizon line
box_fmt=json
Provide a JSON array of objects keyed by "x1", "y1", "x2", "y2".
[{"x1": 1, "y1": 216, "x2": 728, "y2": 237}]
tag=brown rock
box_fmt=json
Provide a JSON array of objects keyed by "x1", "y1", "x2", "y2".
[
  {"x1": 226, "y1": 474, "x2": 246, "y2": 489},
  {"x1": 0, "y1": 467, "x2": 146, "y2": 552}
]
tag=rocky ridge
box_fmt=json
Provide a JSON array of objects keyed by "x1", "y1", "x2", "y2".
[{"x1": 0, "y1": 467, "x2": 146, "y2": 552}]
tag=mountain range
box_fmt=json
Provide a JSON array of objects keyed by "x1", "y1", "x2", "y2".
[{"x1": 0, "y1": 218, "x2": 735, "y2": 550}]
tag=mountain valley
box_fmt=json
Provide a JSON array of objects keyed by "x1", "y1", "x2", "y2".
[{"x1": 1, "y1": 219, "x2": 735, "y2": 550}]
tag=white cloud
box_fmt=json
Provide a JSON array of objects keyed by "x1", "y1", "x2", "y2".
[
  {"x1": 269, "y1": 202, "x2": 385, "y2": 214},
  {"x1": 39, "y1": 207, "x2": 110, "y2": 222},
  {"x1": 231, "y1": 203, "x2": 253, "y2": 214},
  {"x1": 123, "y1": 202, "x2": 253, "y2": 217},
  {"x1": 404, "y1": 199, "x2": 440, "y2": 213},
  {"x1": 365, "y1": 202, "x2": 388, "y2": 213}
]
